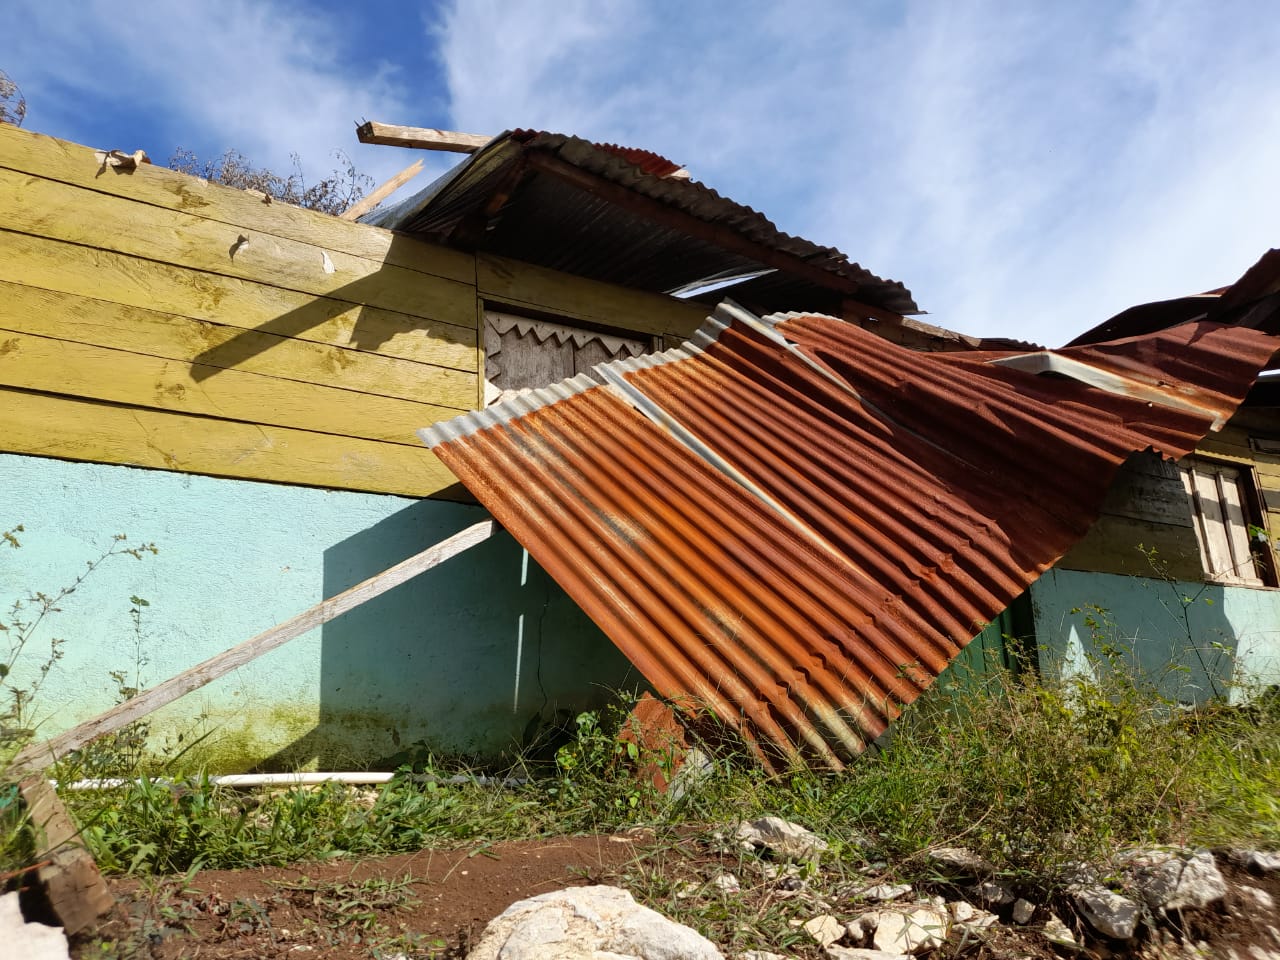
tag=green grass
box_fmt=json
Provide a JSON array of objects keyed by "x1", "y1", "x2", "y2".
[{"x1": 31, "y1": 656, "x2": 1278, "y2": 887}]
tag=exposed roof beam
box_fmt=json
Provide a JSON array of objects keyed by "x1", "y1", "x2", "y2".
[
  {"x1": 338, "y1": 158, "x2": 423, "y2": 221},
  {"x1": 524, "y1": 150, "x2": 899, "y2": 313},
  {"x1": 356, "y1": 121, "x2": 492, "y2": 153}
]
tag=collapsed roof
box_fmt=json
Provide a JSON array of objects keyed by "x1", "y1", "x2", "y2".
[{"x1": 420, "y1": 295, "x2": 1279, "y2": 769}]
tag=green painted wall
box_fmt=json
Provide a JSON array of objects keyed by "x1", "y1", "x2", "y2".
[
  {"x1": 0, "y1": 454, "x2": 640, "y2": 771},
  {"x1": 1029, "y1": 567, "x2": 1280, "y2": 703}
]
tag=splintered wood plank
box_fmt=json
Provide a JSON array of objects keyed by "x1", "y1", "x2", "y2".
[
  {"x1": 477, "y1": 253, "x2": 707, "y2": 339},
  {"x1": 8, "y1": 521, "x2": 495, "y2": 780},
  {"x1": 0, "y1": 330, "x2": 466, "y2": 445},
  {"x1": 0, "y1": 281, "x2": 477, "y2": 409},
  {"x1": 356, "y1": 122, "x2": 491, "y2": 153},
  {"x1": 0, "y1": 231, "x2": 478, "y2": 371},
  {"x1": 18, "y1": 777, "x2": 114, "y2": 934},
  {"x1": 0, "y1": 387, "x2": 461, "y2": 497},
  {"x1": 1, "y1": 168, "x2": 476, "y2": 327},
  {"x1": 0, "y1": 123, "x2": 475, "y2": 284}
]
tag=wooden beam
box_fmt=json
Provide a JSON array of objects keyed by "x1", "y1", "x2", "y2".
[
  {"x1": 340, "y1": 159, "x2": 424, "y2": 222},
  {"x1": 18, "y1": 777, "x2": 114, "y2": 934},
  {"x1": 6, "y1": 521, "x2": 495, "y2": 779},
  {"x1": 523, "y1": 150, "x2": 878, "y2": 302},
  {"x1": 357, "y1": 122, "x2": 492, "y2": 154}
]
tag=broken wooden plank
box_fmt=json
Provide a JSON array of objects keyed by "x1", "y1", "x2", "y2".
[
  {"x1": 340, "y1": 159, "x2": 424, "y2": 222},
  {"x1": 356, "y1": 121, "x2": 492, "y2": 153},
  {"x1": 6, "y1": 520, "x2": 495, "y2": 779},
  {"x1": 18, "y1": 777, "x2": 113, "y2": 935}
]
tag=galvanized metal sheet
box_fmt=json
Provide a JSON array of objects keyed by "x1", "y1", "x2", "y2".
[{"x1": 420, "y1": 304, "x2": 1278, "y2": 768}]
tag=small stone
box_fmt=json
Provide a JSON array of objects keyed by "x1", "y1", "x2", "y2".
[
  {"x1": 711, "y1": 874, "x2": 741, "y2": 894},
  {"x1": 970, "y1": 881, "x2": 1014, "y2": 906},
  {"x1": 845, "y1": 918, "x2": 867, "y2": 942},
  {"x1": 826, "y1": 949, "x2": 911, "y2": 960},
  {"x1": 1247, "y1": 851, "x2": 1280, "y2": 873},
  {"x1": 928, "y1": 846, "x2": 996, "y2": 878},
  {"x1": 734, "y1": 817, "x2": 829, "y2": 860},
  {"x1": 872, "y1": 906, "x2": 949, "y2": 954},
  {"x1": 1042, "y1": 913, "x2": 1077, "y2": 948},
  {"x1": 740, "y1": 952, "x2": 788, "y2": 960},
  {"x1": 956, "y1": 910, "x2": 999, "y2": 932},
  {"x1": 1233, "y1": 884, "x2": 1275, "y2": 915},
  {"x1": 804, "y1": 915, "x2": 845, "y2": 947},
  {"x1": 856, "y1": 883, "x2": 912, "y2": 902},
  {"x1": 1072, "y1": 885, "x2": 1140, "y2": 939},
  {"x1": 948, "y1": 901, "x2": 976, "y2": 923},
  {"x1": 1011, "y1": 898, "x2": 1035, "y2": 925},
  {"x1": 915, "y1": 895, "x2": 945, "y2": 909}
]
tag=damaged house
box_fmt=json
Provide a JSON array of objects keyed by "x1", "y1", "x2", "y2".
[{"x1": 1, "y1": 120, "x2": 1277, "y2": 772}]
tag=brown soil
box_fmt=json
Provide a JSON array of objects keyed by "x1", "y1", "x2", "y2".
[{"x1": 71, "y1": 832, "x2": 652, "y2": 959}]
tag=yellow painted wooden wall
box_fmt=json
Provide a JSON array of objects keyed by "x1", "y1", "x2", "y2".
[{"x1": 0, "y1": 125, "x2": 706, "y2": 498}]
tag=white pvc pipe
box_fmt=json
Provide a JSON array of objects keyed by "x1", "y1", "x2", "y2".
[{"x1": 57, "y1": 771, "x2": 525, "y2": 790}]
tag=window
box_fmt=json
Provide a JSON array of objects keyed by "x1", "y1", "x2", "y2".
[
  {"x1": 483, "y1": 310, "x2": 656, "y2": 406},
  {"x1": 1179, "y1": 457, "x2": 1269, "y2": 585}
]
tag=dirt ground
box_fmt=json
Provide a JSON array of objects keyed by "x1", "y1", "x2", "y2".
[
  {"x1": 69, "y1": 833, "x2": 649, "y2": 959},
  {"x1": 56, "y1": 836, "x2": 1280, "y2": 960}
]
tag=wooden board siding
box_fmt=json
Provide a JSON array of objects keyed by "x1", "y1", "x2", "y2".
[
  {"x1": 1195, "y1": 413, "x2": 1280, "y2": 571},
  {"x1": 477, "y1": 254, "x2": 708, "y2": 340},
  {"x1": 0, "y1": 125, "x2": 478, "y2": 496},
  {"x1": 1057, "y1": 452, "x2": 1203, "y2": 579}
]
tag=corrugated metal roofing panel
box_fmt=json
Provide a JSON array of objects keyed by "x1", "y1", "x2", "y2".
[
  {"x1": 420, "y1": 304, "x2": 1278, "y2": 768},
  {"x1": 366, "y1": 130, "x2": 918, "y2": 316}
]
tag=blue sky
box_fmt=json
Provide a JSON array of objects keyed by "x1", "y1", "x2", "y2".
[{"x1": 3, "y1": 0, "x2": 1278, "y2": 346}]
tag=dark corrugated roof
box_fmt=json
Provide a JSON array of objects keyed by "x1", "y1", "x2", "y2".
[
  {"x1": 1067, "y1": 248, "x2": 1280, "y2": 347},
  {"x1": 364, "y1": 130, "x2": 919, "y2": 316},
  {"x1": 420, "y1": 303, "x2": 1278, "y2": 768}
]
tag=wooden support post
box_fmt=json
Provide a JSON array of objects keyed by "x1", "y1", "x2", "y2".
[
  {"x1": 339, "y1": 159, "x2": 424, "y2": 222},
  {"x1": 6, "y1": 520, "x2": 495, "y2": 779},
  {"x1": 356, "y1": 121, "x2": 491, "y2": 153},
  {"x1": 18, "y1": 777, "x2": 114, "y2": 934}
]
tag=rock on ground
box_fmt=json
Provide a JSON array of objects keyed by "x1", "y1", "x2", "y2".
[
  {"x1": 734, "y1": 817, "x2": 829, "y2": 860},
  {"x1": 0, "y1": 893, "x2": 69, "y2": 960},
  {"x1": 465, "y1": 885, "x2": 724, "y2": 960},
  {"x1": 1127, "y1": 850, "x2": 1227, "y2": 912},
  {"x1": 871, "y1": 906, "x2": 949, "y2": 954},
  {"x1": 1072, "y1": 885, "x2": 1140, "y2": 940}
]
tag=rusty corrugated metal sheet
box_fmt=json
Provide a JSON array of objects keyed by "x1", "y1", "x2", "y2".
[
  {"x1": 420, "y1": 304, "x2": 1278, "y2": 769},
  {"x1": 365, "y1": 130, "x2": 918, "y2": 316}
]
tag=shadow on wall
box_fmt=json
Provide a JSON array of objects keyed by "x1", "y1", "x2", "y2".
[
  {"x1": 260, "y1": 501, "x2": 641, "y2": 771},
  {"x1": 1031, "y1": 568, "x2": 1240, "y2": 705}
]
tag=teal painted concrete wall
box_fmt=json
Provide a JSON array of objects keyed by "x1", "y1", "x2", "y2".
[
  {"x1": 1029, "y1": 568, "x2": 1280, "y2": 703},
  {"x1": 0, "y1": 454, "x2": 640, "y2": 771}
]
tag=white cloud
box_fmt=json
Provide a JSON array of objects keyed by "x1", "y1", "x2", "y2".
[
  {"x1": 437, "y1": 0, "x2": 1280, "y2": 345},
  {"x1": 1, "y1": 0, "x2": 434, "y2": 192}
]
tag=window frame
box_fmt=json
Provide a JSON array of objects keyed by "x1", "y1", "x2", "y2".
[{"x1": 1178, "y1": 455, "x2": 1275, "y2": 587}]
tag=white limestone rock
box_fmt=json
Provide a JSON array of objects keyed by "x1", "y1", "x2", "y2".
[
  {"x1": 871, "y1": 906, "x2": 949, "y2": 955},
  {"x1": 465, "y1": 885, "x2": 724, "y2": 960},
  {"x1": 803, "y1": 915, "x2": 845, "y2": 947},
  {"x1": 825, "y1": 949, "x2": 911, "y2": 960},
  {"x1": 1011, "y1": 898, "x2": 1035, "y2": 925},
  {"x1": 1127, "y1": 850, "x2": 1227, "y2": 912},
  {"x1": 711, "y1": 874, "x2": 741, "y2": 894},
  {"x1": 1042, "y1": 913, "x2": 1078, "y2": 948},
  {"x1": 969, "y1": 880, "x2": 1014, "y2": 906},
  {"x1": 927, "y1": 846, "x2": 995, "y2": 878},
  {"x1": 734, "y1": 817, "x2": 829, "y2": 860},
  {"x1": 856, "y1": 883, "x2": 912, "y2": 902},
  {"x1": 0, "y1": 894, "x2": 69, "y2": 960},
  {"x1": 1072, "y1": 885, "x2": 1140, "y2": 940}
]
